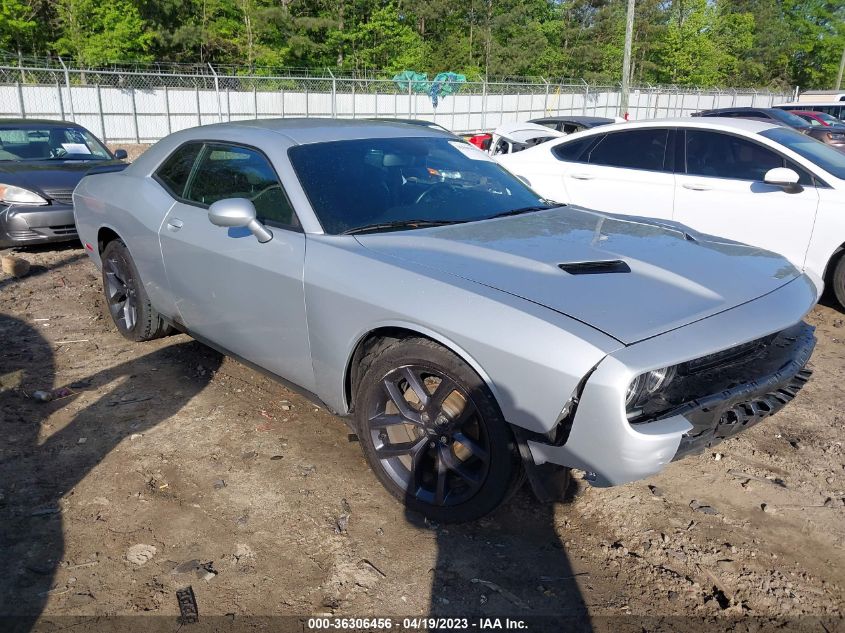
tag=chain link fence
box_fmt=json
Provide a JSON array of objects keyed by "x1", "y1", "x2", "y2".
[{"x1": 0, "y1": 57, "x2": 793, "y2": 144}]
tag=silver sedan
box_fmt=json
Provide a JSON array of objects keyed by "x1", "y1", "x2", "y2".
[{"x1": 73, "y1": 119, "x2": 817, "y2": 522}]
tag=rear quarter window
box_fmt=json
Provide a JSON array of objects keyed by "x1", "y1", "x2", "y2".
[
  {"x1": 155, "y1": 143, "x2": 203, "y2": 198},
  {"x1": 551, "y1": 136, "x2": 595, "y2": 162}
]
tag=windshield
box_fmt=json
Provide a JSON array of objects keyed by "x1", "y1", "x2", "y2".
[
  {"x1": 760, "y1": 126, "x2": 845, "y2": 179},
  {"x1": 0, "y1": 125, "x2": 112, "y2": 161},
  {"x1": 812, "y1": 112, "x2": 842, "y2": 126},
  {"x1": 288, "y1": 137, "x2": 550, "y2": 234},
  {"x1": 769, "y1": 110, "x2": 812, "y2": 128}
]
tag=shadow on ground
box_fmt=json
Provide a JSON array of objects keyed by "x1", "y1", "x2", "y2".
[
  {"x1": 0, "y1": 313, "x2": 221, "y2": 632},
  {"x1": 411, "y1": 477, "x2": 593, "y2": 631}
]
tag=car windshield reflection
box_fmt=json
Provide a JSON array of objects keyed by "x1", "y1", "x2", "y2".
[{"x1": 288, "y1": 137, "x2": 550, "y2": 235}]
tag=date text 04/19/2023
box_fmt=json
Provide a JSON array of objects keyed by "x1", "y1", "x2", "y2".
[{"x1": 306, "y1": 617, "x2": 529, "y2": 630}]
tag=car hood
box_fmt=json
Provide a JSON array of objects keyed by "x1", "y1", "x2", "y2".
[
  {"x1": 0, "y1": 159, "x2": 125, "y2": 194},
  {"x1": 355, "y1": 207, "x2": 800, "y2": 345}
]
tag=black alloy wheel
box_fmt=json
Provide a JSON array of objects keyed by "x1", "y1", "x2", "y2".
[
  {"x1": 355, "y1": 337, "x2": 523, "y2": 522},
  {"x1": 100, "y1": 240, "x2": 172, "y2": 342}
]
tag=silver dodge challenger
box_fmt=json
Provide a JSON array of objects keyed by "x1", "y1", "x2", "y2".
[{"x1": 74, "y1": 119, "x2": 817, "y2": 522}]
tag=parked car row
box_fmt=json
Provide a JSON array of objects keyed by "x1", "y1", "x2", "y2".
[
  {"x1": 693, "y1": 107, "x2": 845, "y2": 151},
  {"x1": 776, "y1": 99, "x2": 845, "y2": 123}
]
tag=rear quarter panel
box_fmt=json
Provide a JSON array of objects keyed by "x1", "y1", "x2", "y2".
[{"x1": 74, "y1": 172, "x2": 177, "y2": 318}]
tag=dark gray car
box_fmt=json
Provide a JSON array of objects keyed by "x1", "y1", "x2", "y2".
[{"x1": 0, "y1": 119, "x2": 126, "y2": 248}]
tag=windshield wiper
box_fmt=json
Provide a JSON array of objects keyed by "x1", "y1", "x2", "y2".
[
  {"x1": 487, "y1": 204, "x2": 561, "y2": 220},
  {"x1": 341, "y1": 219, "x2": 467, "y2": 235}
]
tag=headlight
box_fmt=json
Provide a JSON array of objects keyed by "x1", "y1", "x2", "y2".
[
  {"x1": 0, "y1": 184, "x2": 49, "y2": 205},
  {"x1": 828, "y1": 133, "x2": 845, "y2": 141},
  {"x1": 626, "y1": 366, "x2": 676, "y2": 412}
]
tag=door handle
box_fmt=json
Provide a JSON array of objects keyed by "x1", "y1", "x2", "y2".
[
  {"x1": 570, "y1": 173, "x2": 595, "y2": 181},
  {"x1": 682, "y1": 183, "x2": 711, "y2": 191},
  {"x1": 166, "y1": 218, "x2": 184, "y2": 231}
]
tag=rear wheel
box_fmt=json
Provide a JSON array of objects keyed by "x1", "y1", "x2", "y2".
[
  {"x1": 101, "y1": 239, "x2": 172, "y2": 341},
  {"x1": 355, "y1": 337, "x2": 523, "y2": 523},
  {"x1": 832, "y1": 253, "x2": 845, "y2": 311}
]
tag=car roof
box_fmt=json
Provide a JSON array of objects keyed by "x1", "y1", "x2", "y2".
[
  {"x1": 700, "y1": 106, "x2": 777, "y2": 113},
  {"x1": 560, "y1": 117, "x2": 779, "y2": 136},
  {"x1": 171, "y1": 118, "x2": 452, "y2": 145},
  {"x1": 530, "y1": 116, "x2": 614, "y2": 125},
  {"x1": 368, "y1": 117, "x2": 439, "y2": 126},
  {"x1": 494, "y1": 121, "x2": 566, "y2": 142},
  {"x1": 0, "y1": 118, "x2": 85, "y2": 128},
  {"x1": 774, "y1": 102, "x2": 845, "y2": 107}
]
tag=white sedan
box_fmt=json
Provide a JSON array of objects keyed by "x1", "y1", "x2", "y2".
[{"x1": 496, "y1": 117, "x2": 845, "y2": 308}]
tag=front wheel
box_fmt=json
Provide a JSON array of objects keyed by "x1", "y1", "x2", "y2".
[
  {"x1": 101, "y1": 239, "x2": 172, "y2": 342},
  {"x1": 354, "y1": 337, "x2": 523, "y2": 523}
]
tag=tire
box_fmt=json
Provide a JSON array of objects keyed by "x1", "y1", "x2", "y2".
[
  {"x1": 354, "y1": 337, "x2": 523, "y2": 523},
  {"x1": 101, "y1": 239, "x2": 172, "y2": 342},
  {"x1": 832, "y1": 252, "x2": 845, "y2": 311}
]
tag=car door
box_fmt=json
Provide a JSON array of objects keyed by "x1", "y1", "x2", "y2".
[
  {"x1": 673, "y1": 129, "x2": 819, "y2": 270},
  {"x1": 157, "y1": 141, "x2": 315, "y2": 392},
  {"x1": 559, "y1": 128, "x2": 676, "y2": 219}
]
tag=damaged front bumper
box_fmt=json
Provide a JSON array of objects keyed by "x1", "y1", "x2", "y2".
[{"x1": 526, "y1": 277, "x2": 818, "y2": 488}]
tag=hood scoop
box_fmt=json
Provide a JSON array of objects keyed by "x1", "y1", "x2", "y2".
[{"x1": 558, "y1": 260, "x2": 631, "y2": 275}]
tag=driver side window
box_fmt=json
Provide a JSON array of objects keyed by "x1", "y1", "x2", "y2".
[{"x1": 185, "y1": 143, "x2": 299, "y2": 228}]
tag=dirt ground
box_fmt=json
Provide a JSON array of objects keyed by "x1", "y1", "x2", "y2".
[{"x1": 1, "y1": 244, "x2": 844, "y2": 632}]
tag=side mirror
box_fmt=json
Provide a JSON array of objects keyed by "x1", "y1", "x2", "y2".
[
  {"x1": 113, "y1": 148, "x2": 128, "y2": 160},
  {"x1": 208, "y1": 198, "x2": 273, "y2": 243},
  {"x1": 763, "y1": 167, "x2": 802, "y2": 192}
]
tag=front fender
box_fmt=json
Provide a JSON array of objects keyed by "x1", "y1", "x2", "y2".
[{"x1": 303, "y1": 235, "x2": 620, "y2": 434}]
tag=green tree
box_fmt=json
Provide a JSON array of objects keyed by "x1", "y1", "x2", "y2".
[
  {"x1": 345, "y1": 2, "x2": 428, "y2": 72},
  {"x1": 0, "y1": 0, "x2": 40, "y2": 53},
  {"x1": 54, "y1": 0, "x2": 155, "y2": 63}
]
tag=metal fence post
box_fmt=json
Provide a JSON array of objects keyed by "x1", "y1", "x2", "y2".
[
  {"x1": 130, "y1": 88, "x2": 140, "y2": 143},
  {"x1": 96, "y1": 84, "x2": 107, "y2": 142},
  {"x1": 352, "y1": 81, "x2": 356, "y2": 119},
  {"x1": 58, "y1": 57, "x2": 75, "y2": 122},
  {"x1": 253, "y1": 86, "x2": 258, "y2": 119},
  {"x1": 481, "y1": 79, "x2": 488, "y2": 131},
  {"x1": 451, "y1": 86, "x2": 456, "y2": 131},
  {"x1": 542, "y1": 77, "x2": 549, "y2": 116},
  {"x1": 195, "y1": 85, "x2": 201, "y2": 126},
  {"x1": 208, "y1": 63, "x2": 222, "y2": 122},
  {"x1": 57, "y1": 79, "x2": 65, "y2": 120},
  {"x1": 328, "y1": 68, "x2": 337, "y2": 118},
  {"x1": 164, "y1": 85, "x2": 172, "y2": 134},
  {"x1": 16, "y1": 82, "x2": 25, "y2": 118},
  {"x1": 408, "y1": 78, "x2": 413, "y2": 118},
  {"x1": 582, "y1": 80, "x2": 589, "y2": 116}
]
